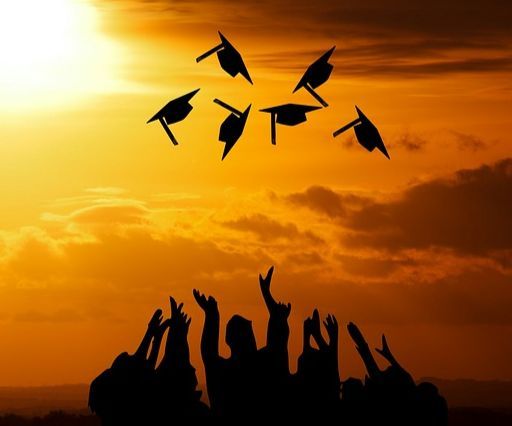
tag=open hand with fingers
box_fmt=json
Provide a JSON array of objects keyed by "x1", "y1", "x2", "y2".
[
  {"x1": 259, "y1": 266, "x2": 291, "y2": 318},
  {"x1": 193, "y1": 289, "x2": 218, "y2": 315},
  {"x1": 169, "y1": 297, "x2": 191, "y2": 337},
  {"x1": 375, "y1": 334, "x2": 401, "y2": 367},
  {"x1": 147, "y1": 309, "x2": 164, "y2": 335},
  {"x1": 323, "y1": 314, "x2": 338, "y2": 347}
]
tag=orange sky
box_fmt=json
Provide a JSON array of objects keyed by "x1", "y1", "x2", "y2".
[{"x1": 0, "y1": 0, "x2": 511, "y2": 386}]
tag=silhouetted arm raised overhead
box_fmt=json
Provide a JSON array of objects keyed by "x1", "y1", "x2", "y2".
[
  {"x1": 259, "y1": 266, "x2": 291, "y2": 352},
  {"x1": 347, "y1": 322, "x2": 381, "y2": 380},
  {"x1": 375, "y1": 334, "x2": 409, "y2": 374},
  {"x1": 193, "y1": 289, "x2": 220, "y2": 365},
  {"x1": 148, "y1": 318, "x2": 169, "y2": 369},
  {"x1": 160, "y1": 297, "x2": 192, "y2": 369},
  {"x1": 324, "y1": 314, "x2": 340, "y2": 383},
  {"x1": 134, "y1": 309, "x2": 163, "y2": 361},
  {"x1": 310, "y1": 309, "x2": 329, "y2": 351}
]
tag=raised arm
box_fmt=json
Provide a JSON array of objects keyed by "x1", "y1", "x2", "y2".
[
  {"x1": 375, "y1": 334, "x2": 406, "y2": 371},
  {"x1": 259, "y1": 266, "x2": 291, "y2": 351},
  {"x1": 310, "y1": 309, "x2": 329, "y2": 351},
  {"x1": 324, "y1": 314, "x2": 340, "y2": 381},
  {"x1": 147, "y1": 318, "x2": 169, "y2": 369},
  {"x1": 161, "y1": 297, "x2": 192, "y2": 368},
  {"x1": 193, "y1": 289, "x2": 220, "y2": 365},
  {"x1": 347, "y1": 322, "x2": 380, "y2": 380},
  {"x1": 134, "y1": 309, "x2": 163, "y2": 361}
]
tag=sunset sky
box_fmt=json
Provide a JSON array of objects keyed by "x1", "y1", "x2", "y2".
[{"x1": 0, "y1": 0, "x2": 511, "y2": 387}]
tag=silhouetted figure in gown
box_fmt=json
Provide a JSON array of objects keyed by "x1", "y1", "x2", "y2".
[
  {"x1": 347, "y1": 322, "x2": 448, "y2": 426},
  {"x1": 89, "y1": 309, "x2": 166, "y2": 426},
  {"x1": 193, "y1": 266, "x2": 292, "y2": 418},
  {"x1": 295, "y1": 309, "x2": 340, "y2": 418}
]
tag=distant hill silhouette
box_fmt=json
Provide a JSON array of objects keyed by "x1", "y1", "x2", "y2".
[{"x1": 0, "y1": 385, "x2": 89, "y2": 416}]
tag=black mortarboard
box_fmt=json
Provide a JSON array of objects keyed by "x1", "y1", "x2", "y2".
[
  {"x1": 259, "y1": 103, "x2": 321, "y2": 145},
  {"x1": 333, "y1": 106, "x2": 390, "y2": 159},
  {"x1": 147, "y1": 89, "x2": 200, "y2": 146},
  {"x1": 293, "y1": 46, "x2": 335, "y2": 107},
  {"x1": 214, "y1": 99, "x2": 251, "y2": 160},
  {"x1": 196, "y1": 32, "x2": 253, "y2": 84}
]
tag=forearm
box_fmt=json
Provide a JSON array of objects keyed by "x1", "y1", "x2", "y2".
[
  {"x1": 201, "y1": 311, "x2": 220, "y2": 363},
  {"x1": 357, "y1": 344, "x2": 380, "y2": 378},
  {"x1": 134, "y1": 328, "x2": 153, "y2": 360},
  {"x1": 148, "y1": 334, "x2": 163, "y2": 369}
]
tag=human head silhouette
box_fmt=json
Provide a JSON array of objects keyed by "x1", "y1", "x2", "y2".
[{"x1": 226, "y1": 314, "x2": 257, "y2": 358}]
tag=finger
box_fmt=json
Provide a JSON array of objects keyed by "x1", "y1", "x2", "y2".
[
  {"x1": 266, "y1": 265, "x2": 274, "y2": 282},
  {"x1": 186, "y1": 318, "x2": 191, "y2": 326},
  {"x1": 382, "y1": 334, "x2": 388, "y2": 349},
  {"x1": 170, "y1": 297, "x2": 177, "y2": 313},
  {"x1": 178, "y1": 302, "x2": 184, "y2": 313}
]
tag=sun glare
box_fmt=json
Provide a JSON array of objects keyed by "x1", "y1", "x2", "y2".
[{"x1": 0, "y1": 0, "x2": 125, "y2": 109}]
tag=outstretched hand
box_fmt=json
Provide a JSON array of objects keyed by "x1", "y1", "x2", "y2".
[
  {"x1": 323, "y1": 314, "x2": 338, "y2": 345},
  {"x1": 169, "y1": 296, "x2": 191, "y2": 336},
  {"x1": 193, "y1": 289, "x2": 218, "y2": 315},
  {"x1": 347, "y1": 322, "x2": 368, "y2": 348},
  {"x1": 147, "y1": 309, "x2": 163, "y2": 335},
  {"x1": 259, "y1": 265, "x2": 274, "y2": 298},
  {"x1": 375, "y1": 334, "x2": 396, "y2": 364},
  {"x1": 259, "y1": 266, "x2": 291, "y2": 318}
]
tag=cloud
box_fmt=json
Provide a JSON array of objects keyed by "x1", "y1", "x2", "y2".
[
  {"x1": 113, "y1": 0, "x2": 512, "y2": 78},
  {"x1": 344, "y1": 158, "x2": 512, "y2": 254},
  {"x1": 392, "y1": 133, "x2": 428, "y2": 152},
  {"x1": 85, "y1": 187, "x2": 126, "y2": 195},
  {"x1": 221, "y1": 213, "x2": 323, "y2": 243},
  {"x1": 284, "y1": 186, "x2": 372, "y2": 219},
  {"x1": 450, "y1": 131, "x2": 488, "y2": 151}
]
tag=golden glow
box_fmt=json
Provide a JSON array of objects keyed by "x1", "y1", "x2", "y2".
[{"x1": 0, "y1": 0, "x2": 125, "y2": 109}]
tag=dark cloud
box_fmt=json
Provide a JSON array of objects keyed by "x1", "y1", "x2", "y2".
[
  {"x1": 221, "y1": 213, "x2": 323, "y2": 243},
  {"x1": 393, "y1": 133, "x2": 428, "y2": 152},
  {"x1": 450, "y1": 131, "x2": 488, "y2": 151},
  {"x1": 276, "y1": 266, "x2": 512, "y2": 325},
  {"x1": 285, "y1": 186, "x2": 368, "y2": 218},
  {"x1": 113, "y1": 0, "x2": 512, "y2": 77},
  {"x1": 345, "y1": 158, "x2": 512, "y2": 254}
]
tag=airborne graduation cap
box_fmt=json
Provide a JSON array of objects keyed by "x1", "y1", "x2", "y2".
[
  {"x1": 146, "y1": 89, "x2": 200, "y2": 146},
  {"x1": 214, "y1": 99, "x2": 251, "y2": 160},
  {"x1": 293, "y1": 46, "x2": 335, "y2": 107},
  {"x1": 196, "y1": 32, "x2": 253, "y2": 84},
  {"x1": 260, "y1": 103, "x2": 321, "y2": 145},
  {"x1": 333, "y1": 106, "x2": 390, "y2": 159}
]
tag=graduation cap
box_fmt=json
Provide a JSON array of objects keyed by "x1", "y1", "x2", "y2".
[
  {"x1": 293, "y1": 46, "x2": 335, "y2": 107},
  {"x1": 214, "y1": 98, "x2": 251, "y2": 160},
  {"x1": 333, "y1": 106, "x2": 390, "y2": 159},
  {"x1": 259, "y1": 103, "x2": 321, "y2": 145},
  {"x1": 196, "y1": 32, "x2": 253, "y2": 84},
  {"x1": 146, "y1": 89, "x2": 200, "y2": 146}
]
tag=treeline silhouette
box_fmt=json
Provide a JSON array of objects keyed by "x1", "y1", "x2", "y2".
[{"x1": 89, "y1": 266, "x2": 448, "y2": 424}]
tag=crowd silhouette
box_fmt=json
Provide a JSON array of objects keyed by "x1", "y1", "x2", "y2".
[{"x1": 89, "y1": 266, "x2": 448, "y2": 424}]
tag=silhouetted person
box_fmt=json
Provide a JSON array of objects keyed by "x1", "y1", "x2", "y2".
[
  {"x1": 295, "y1": 309, "x2": 340, "y2": 417},
  {"x1": 193, "y1": 266, "x2": 292, "y2": 418},
  {"x1": 347, "y1": 322, "x2": 447, "y2": 425},
  {"x1": 154, "y1": 297, "x2": 208, "y2": 419},
  {"x1": 89, "y1": 309, "x2": 166, "y2": 426}
]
